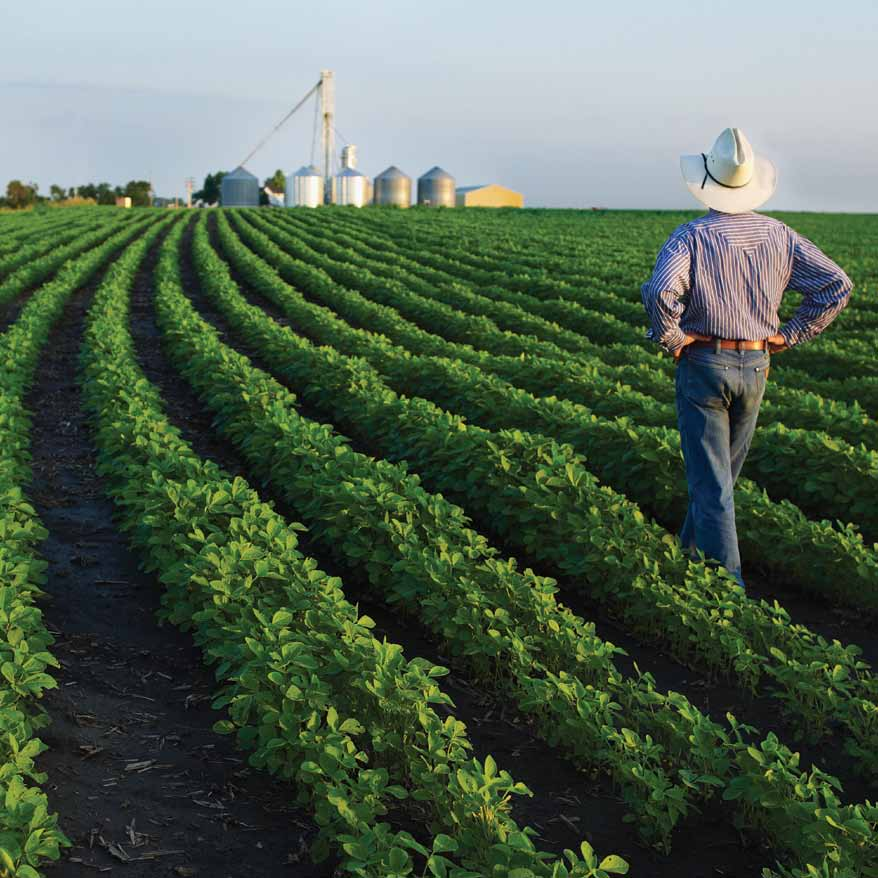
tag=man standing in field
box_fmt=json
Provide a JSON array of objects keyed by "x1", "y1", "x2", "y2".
[{"x1": 641, "y1": 127, "x2": 852, "y2": 587}]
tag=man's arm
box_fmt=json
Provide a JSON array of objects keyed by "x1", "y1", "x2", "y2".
[
  {"x1": 641, "y1": 232, "x2": 691, "y2": 355},
  {"x1": 779, "y1": 232, "x2": 853, "y2": 348}
]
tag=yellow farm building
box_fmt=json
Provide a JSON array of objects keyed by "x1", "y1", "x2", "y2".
[{"x1": 455, "y1": 184, "x2": 524, "y2": 208}]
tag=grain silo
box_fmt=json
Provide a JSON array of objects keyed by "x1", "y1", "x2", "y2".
[
  {"x1": 221, "y1": 166, "x2": 259, "y2": 207},
  {"x1": 374, "y1": 166, "x2": 412, "y2": 207},
  {"x1": 417, "y1": 166, "x2": 455, "y2": 207},
  {"x1": 285, "y1": 165, "x2": 323, "y2": 208},
  {"x1": 336, "y1": 167, "x2": 367, "y2": 207},
  {"x1": 340, "y1": 144, "x2": 358, "y2": 169}
]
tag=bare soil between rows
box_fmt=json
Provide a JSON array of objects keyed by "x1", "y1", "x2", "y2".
[{"x1": 27, "y1": 227, "x2": 330, "y2": 877}]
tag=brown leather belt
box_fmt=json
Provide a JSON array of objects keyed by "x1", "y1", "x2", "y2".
[{"x1": 688, "y1": 339, "x2": 769, "y2": 352}]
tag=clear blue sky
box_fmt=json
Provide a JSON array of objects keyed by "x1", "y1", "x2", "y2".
[{"x1": 2, "y1": 0, "x2": 876, "y2": 210}]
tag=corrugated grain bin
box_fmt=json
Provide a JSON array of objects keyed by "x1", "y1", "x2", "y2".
[
  {"x1": 374, "y1": 166, "x2": 412, "y2": 207},
  {"x1": 285, "y1": 165, "x2": 323, "y2": 208},
  {"x1": 336, "y1": 167, "x2": 367, "y2": 207},
  {"x1": 221, "y1": 166, "x2": 259, "y2": 207},
  {"x1": 417, "y1": 166, "x2": 455, "y2": 207}
]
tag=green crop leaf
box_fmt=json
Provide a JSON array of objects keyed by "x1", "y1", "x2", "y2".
[
  {"x1": 387, "y1": 847, "x2": 408, "y2": 871},
  {"x1": 599, "y1": 855, "x2": 629, "y2": 874},
  {"x1": 431, "y1": 834, "x2": 458, "y2": 854}
]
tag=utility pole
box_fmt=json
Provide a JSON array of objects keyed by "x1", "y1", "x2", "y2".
[
  {"x1": 320, "y1": 69, "x2": 335, "y2": 204},
  {"x1": 185, "y1": 177, "x2": 195, "y2": 209}
]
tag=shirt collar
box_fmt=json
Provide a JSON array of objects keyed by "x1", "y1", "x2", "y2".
[{"x1": 707, "y1": 208, "x2": 755, "y2": 217}]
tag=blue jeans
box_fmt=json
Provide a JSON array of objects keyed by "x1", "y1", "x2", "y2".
[{"x1": 675, "y1": 347, "x2": 770, "y2": 585}]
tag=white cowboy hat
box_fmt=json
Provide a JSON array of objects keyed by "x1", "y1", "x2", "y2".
[{"x1": 680, "y1": 127, "x2": 777, "y2": 213}]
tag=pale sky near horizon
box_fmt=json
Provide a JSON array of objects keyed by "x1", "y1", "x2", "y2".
[{"x1": 2, "y1": 0, "x2": 876, "y2": 210}]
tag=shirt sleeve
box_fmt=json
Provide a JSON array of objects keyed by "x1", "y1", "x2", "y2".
[
  {"x1": 779, "y1": 232, "x2": 852, "y2": 348},
  {"x1": 641, "y1": 231, "x2": 691, "y2": 354}
]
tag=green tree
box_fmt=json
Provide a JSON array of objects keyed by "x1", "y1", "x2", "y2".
[
  {"x1": 264, "y1": 169, "x2": 286, "y2": 194},
  {"x1": 123, "y1": 180, "x2": 152, "y2": 207},
  {"x1": 5, "y1": 180, "x2": 39, "y2": 209},
  {"x1": 193, "y1": 171, "x2": 226, "y2": 205},
  {"x1": 92, "y1": 182, "x2": 115, "y2": 205},
  {"x1": 49, "y1": 184, "x2": 65, "y2": 201}
]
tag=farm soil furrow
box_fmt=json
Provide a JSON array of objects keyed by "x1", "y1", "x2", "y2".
[
  {"x1": 27, "y1": 224, "x2": 326, "y2": 878},
  {"x1": 169, "y1": 216, "x2": 754, "y2": 874}
]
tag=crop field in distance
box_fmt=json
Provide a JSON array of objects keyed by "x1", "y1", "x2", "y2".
[{"x1": 0, "y1": 203, "x2": 877, "y2": 878}]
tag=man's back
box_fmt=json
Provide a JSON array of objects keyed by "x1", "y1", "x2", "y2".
[{"x1": 643, "y1": 209, "x2": 851, "y2": 351}]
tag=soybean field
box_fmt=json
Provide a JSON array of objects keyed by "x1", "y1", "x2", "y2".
[{"x1": 1, "y1": 204, "x2": 877, "y2": 878}]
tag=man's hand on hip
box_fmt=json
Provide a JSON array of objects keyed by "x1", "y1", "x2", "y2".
[
  {"x1": 673, "y1": 333, "x2": 712, "y2": 361},
  {"x1": 767, "y1": 334, "x2": 788, "y2": 354}
]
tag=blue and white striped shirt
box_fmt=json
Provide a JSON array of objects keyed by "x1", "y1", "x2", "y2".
[{"x1": 641, "y1": 210, "x2": 852, "y2": 354}]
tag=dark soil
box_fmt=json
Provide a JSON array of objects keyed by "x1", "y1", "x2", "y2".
[
  {"x1": 27, "y1": 228, "x2": 330, "y2": 877},
  {"x1": 177, "y1": 215, "x2": 777, "y2": 876}
]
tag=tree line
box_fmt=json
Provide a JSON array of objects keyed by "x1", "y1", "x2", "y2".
[
  {"x1": 2, "y1": 179, "x2": 153, "y2": 209},
  {"x1": 3, "y1": 168, "x2": 289, "y2": 210}
]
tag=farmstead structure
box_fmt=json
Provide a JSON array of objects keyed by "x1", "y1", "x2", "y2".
[
  {"x1": 456, "y1": 183, "x2": 525, "y2": 207},
  {"x1": 0, "y1": 205, "x2": 876, "y2": 877}
]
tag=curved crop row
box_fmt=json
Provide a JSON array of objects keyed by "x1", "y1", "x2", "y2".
[
  {"x1": 0, "y1": 212, "x2": 118, "y2": 283},
  {"x1": 290, "y1": 209, "x2": 878, "y2": 450},
  {"x1": 322, "y1": 208, "x2": 878, "y2": 357},
  {"x1": 307, "y1": 209, "x2": 878, "y2": 410},
  {"x1": 0, "y1": 212, "x2": 141, "y2": 311},
  {"x1": 76, "y1": 217, "x2": 634, "y2": 878},
  {"x1": 0, "y1": 210, "x2": 85, "y2": 258},
  {"x1": 222, "y1": 211, "x2": 878, "y2": 613},
  {"x1": 264, "y1": 211, "x2": 878, "y2": 536}
]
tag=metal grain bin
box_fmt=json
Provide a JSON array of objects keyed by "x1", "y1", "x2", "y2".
[
  {"x1": 374, "y1": 166, "x2": 412, "y2": 207},
  {"x1": 417, "y1": 166, "x2": 455, "y2": 207},
  {"x1": 335, "y1": 167, "x2": 367, "y2": 207},
  {"x1": 285, "y1": 165, "x2": 322, "y2": 208},
  {"x1": 341, "y1": 144, "x2": 358, "y2": 169},
  {"x1": 221, "y1": 166, "x2": 259, "y2": 207}
]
